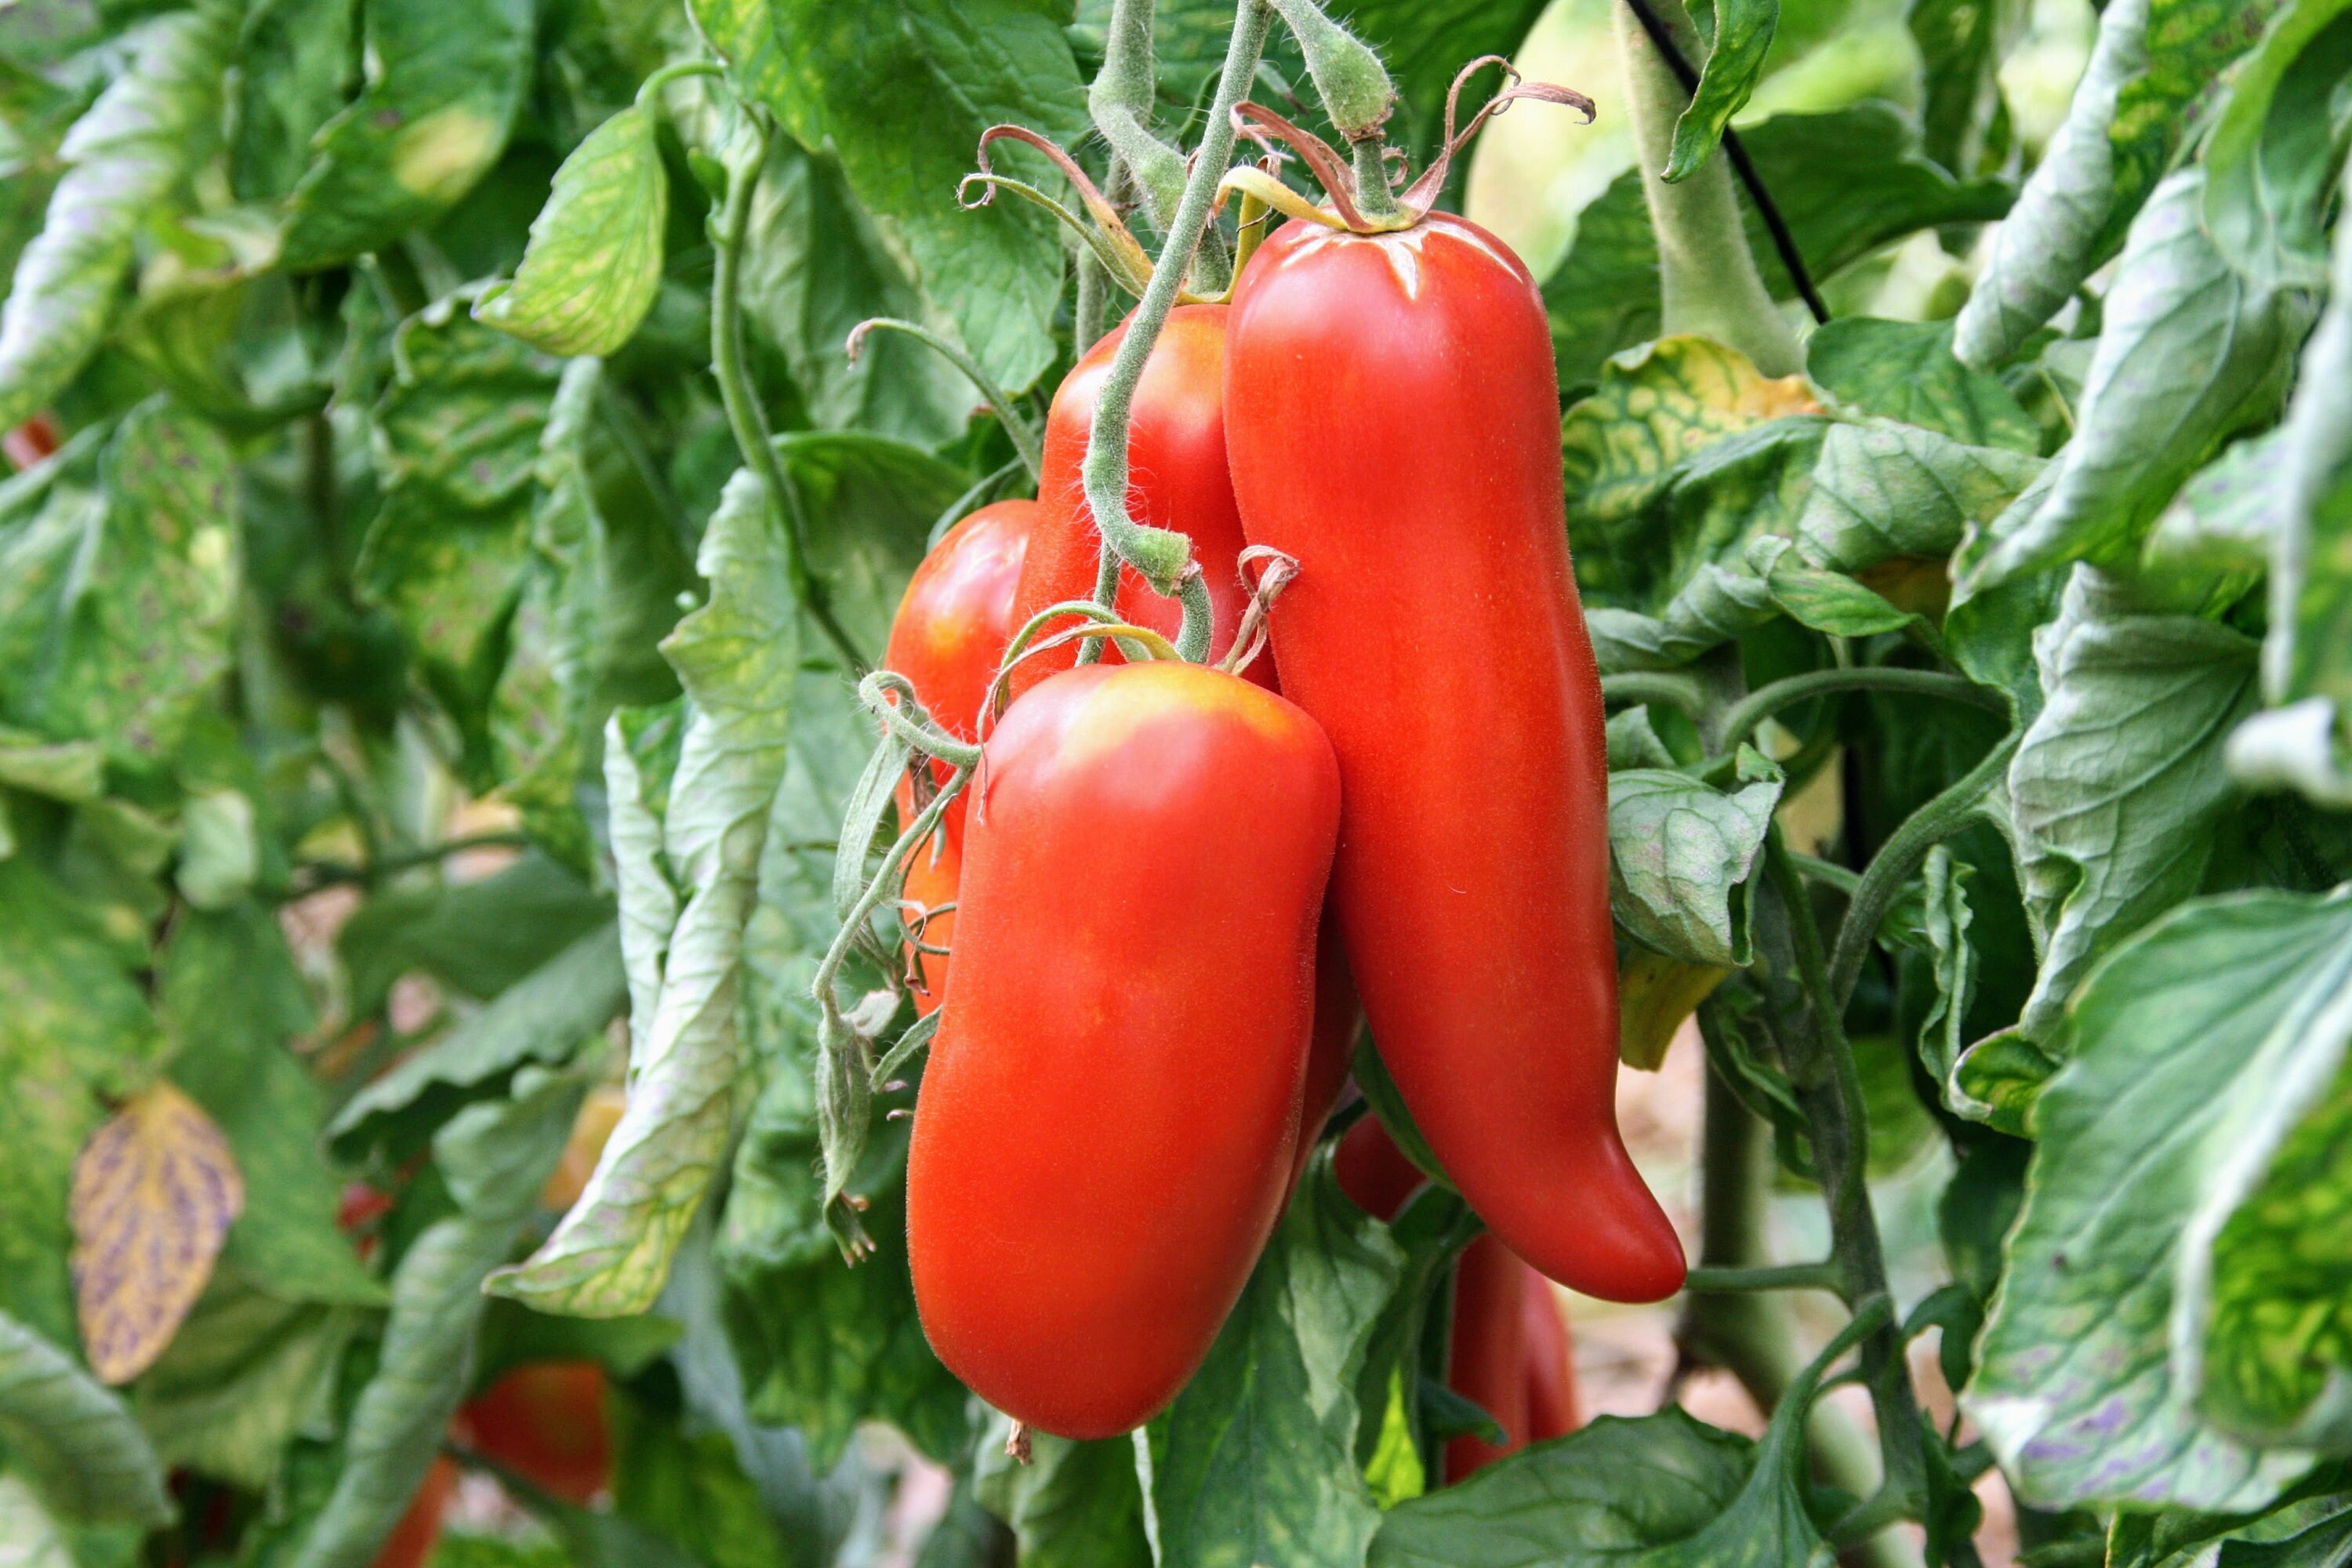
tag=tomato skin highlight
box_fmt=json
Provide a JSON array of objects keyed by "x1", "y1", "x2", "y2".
[
  {"x1": 452, "y1": 1361, "x2": 611, "y2": 1505},
  {"x1": 882, "y1": 499, "x2": 1038, "y2": 1015},
  {"x1": 1225, "y1": 213, "x2": 1686, "y2": 1303},
  {"x1": 908, "y1": 661, "x2": 1341, "y2": 1439},
  {"x1": 1009, "y1": 304, "x2": 1266, "y2": 692}
]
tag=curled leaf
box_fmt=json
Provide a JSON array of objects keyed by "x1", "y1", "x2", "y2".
[{"x1": 69, "y1": 1082, "x2": 242, "y2": 1385}]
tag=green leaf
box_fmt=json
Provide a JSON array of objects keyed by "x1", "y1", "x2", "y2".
[
  {"x1": 1804, "y1": 319, "x2": 2039, "y2": 453},
  {"x1": 230, "y1": 0, "x2": 358, "y2": 203},
  {"x1": 359, "y1": 301, "x2": 564, "y2": 723},
  {"x1": 1965, "y1": 891, "x2": 2352, "y2": 1511},
  {"x1": 475, "y1": 106, "x2": 667, "y2": 358},
  {"x1": 2144, "y1": 429, "x2": 2288, "y2": 583},
  {"x1": 491, "y1": 358, "x2": 614, "y2": 869},
  {"x1": 776, "y1": 431, "x2": 967, "y2": 659},
  {"x1": 1749, "y1": 537, "x2": 1919, "y2": 640},
  {"x1": 0, "y1": 400, "x2": 240, "y2": 767},
  {"x1": 0, "y1": 1475, "x2": 73, "y2": 1568},
  {"x1": 1608, "y1": 761, "x2": 1782, "y2": 967},
  {"x1": 2259, "y1": 158, "x2": 2352, "y2": 794},
  {"x1": 2005, "y1": 567, "x2": 2259, "y2": 1042},
  {"x1": 492, "y1": 467, "x2": 804, "y2": 1317},
  {"x1": 1144, "y1": 1153, "x2": 1402, "y2": 1568},
  {"x1": 0, "y1": 6, "x2": 232, "y2": 430},
  {"x1": 739, "y1": 139, "x2": 974, "y2": 447},
  {"x1": 1958, "y1": 171, "x2": 2313, "y2": 594},
  {"x1": 1791, "y1": 417, "x2": 2042, "y2": 579},
  {"x1": 607, "y1": 1386, "x2": 793, "y2": 1568},
  {"x1": 717, "y1": 1091, "x2": 968, "y2": 1470},
  {"x1": 160, "y1": 906, "x2": 386, "y2": 1309},
  {"x1": 0, "y1": 728, "x2": 102, "y2": 802},
  {"x1": 0, "y1": 1310, "x2": 169, "y2": 1526},
  {"x1": 131, "y1": 1272, "x2": 361, "y2": 1491},
  {"x1": 1952, "y1": 0, "x2": 2284, "y2": 368},
  {"x1": 1908, "y1": 0, "x2": 2024, "y2": 173},
  {"x1": 1367, "y1": 1407, "x2": 1766, "y2": 1566},
  {"x1": 291, "y1": 1069, "x2": 586, "y2": 1568},
  {"x1": 1664, "y1": 0, "x2": 1777, "y2": 183},
  {"x1": 691, "y1": 0, "x2": 1088, "y2": 394},
  {"x1": 337, "y1": 852, "x2": 612, "y2": 1021},
  {"x1": 1881, "y1": 846, "x2": 1976, "y2": 1091},
  {"x1": 278, "y1": 0, "x2": 535, "y2": 270},
  {"x1": 470, "y1": 1298, "x2": 680, "y2": 1391},
  {"x1": 974, "y1": 1425, "x2": 1152, "y2": 1568},
  {"x1": 1544, "y1": 103, "x2": 2014, "y2": 386},
  {"x1": 2108, "y1": 1479, "x2": 2352, "y2": 1568},
  {"x1": 325, "y1": 924, "x2": 625, "y2": 1164},
  {"x1": 0, "y1": 859, "x2": 162, "y2": 1348},
  {"x1": 2203, "y1": 0, "x2": 2352, "y2": 292}
]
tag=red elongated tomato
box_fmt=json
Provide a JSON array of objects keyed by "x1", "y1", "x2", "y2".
[
  {"x1": 1009, "y1": 304, "x2": 1268, "y2": 693},
  {"x1": 370, "y1": 1455, "x2": 454, "y2": 1568},
  {"x1": 1522, "y1": 1269, "x2": 1581, "y2": 1443},
  {"x1": 909, "y1": 661, "x2": 1340, "y2": 1438},
  {"x1": 1226, "y1": 213, "x2": 1685, "y2": 1303},
  {"x1": 882, "y1": 499, "x2": 1038, "y2": 1015}
]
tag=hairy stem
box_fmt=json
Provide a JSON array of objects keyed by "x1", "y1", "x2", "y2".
[
  {"x1": 1079, "y1": 0, "x2": 1274, "y2": 619},
  {"x1": 1611, "y1": 0, "x2": 1801, "y2": 376},
  {"x1": 711, "y1": 118, "x2": 866, "y2": 674},
  {"x1": 851, "y1": 318, "x2": 1042, "y2": 482}
]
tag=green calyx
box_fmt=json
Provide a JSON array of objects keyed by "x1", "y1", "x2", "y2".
[{"x1": 1268, "y1": 0, "x2": 1395, "y2": 143}]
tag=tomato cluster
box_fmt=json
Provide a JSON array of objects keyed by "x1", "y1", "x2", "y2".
[{"x1": 882, "y1": 209, "x2": 1683, "y2": 1448}]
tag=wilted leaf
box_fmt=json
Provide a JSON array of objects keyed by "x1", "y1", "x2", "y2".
[
  {"x1": 1966, "y1": 891, "x2": 2350, "y2": 1511},
  {"x1": 1608, "y1": 757, "x2": 1782, "y2": 967},
  {"x1": 1145, "y1": 1154, "x2": 1401, "y2": 1568},
  {"x1": 1958, "y1": 172, "x2": 2311, "y2": 593},
  {"x1": 492, "y1": 469, "x2": 800, "y2": 1316},
  {"x1": 69, "y1": 1081, "x2": 242, "y2": 1385},
  {"x1": 691, "y1": 0, "x2": 1087, "y2": 394},
  {"x1": 2005, "y1": 567, "x2": 2259, "y2": 1042},
  {"x1": 1879, "y1": 847, "x2": 1976, "y2": 1091},
  {"x1": 278, "y1": 0, "x2": 534, "y2": 270},
  {"x1": 476, "y1": 105, "x2": 667, "y2": 358},
  {"x1": 1953, "y1": 0, "x2": 2281, "y2": 368},
  {"x1": 0, "y1": 1310, "x2": 169, "y2": 1526},
  {"x1": 2203, "y1": 0, "x2": 2352, "y2": 292},
  {"x1": 0, "y1": 6, "x2": 232, "y2": 430}
]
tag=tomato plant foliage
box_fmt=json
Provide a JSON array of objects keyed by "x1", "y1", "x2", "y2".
[{"x1": 5, "y1": 0, "x2": 2352, "y2": 1563}]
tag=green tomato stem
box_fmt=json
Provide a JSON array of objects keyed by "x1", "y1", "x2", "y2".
[
  {"x1": 1715, "y1": 667, "x2": 2008, "y2": 758},
  {"x1": 848, "y1": 317, "x2": 1043, "y2": 483},
  {"x1": 1079, "y1": 0, "x2": 1274, "y2": 619}
]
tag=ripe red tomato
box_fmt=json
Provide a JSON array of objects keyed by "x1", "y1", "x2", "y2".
[
  {"x1": 1008, "y1": 303, "x2": 1267, "y2": 693},
  {"x1": 882, "y1": 499, "x2": 1039, "y2": 1014},
  {"x1": 909, "y1": 661, "x2": 1341, "y2": 1438},
  {"x1": 1521, "y1": 1267, "x2": 1580, "y2": 1443},
  {"x1": 452, "y1": 1361, "x2": 610, "y2": 1505},
  {"x1": 1292, "y1": 909, "x2": 1360, "y2": 1187},
  {"x1": 369, "y1": 1454, "x2": 454, "y2": 1568},
  {"x1": 1226, "y1": 212, "x2": 1685, "y2": 1303}
]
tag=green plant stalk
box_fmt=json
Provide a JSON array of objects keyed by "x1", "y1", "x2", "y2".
[
  {"x1": 710, "y1": 118, "x2": 867, "y2": 675},
  {"x1": 1757, "y1": 827, "x2": 1933, "y2": 1534},
  {"x1": 1716, "y1": 668, "x2": 2009, "y2": 758},
  {"x1": 1091, "y1": 0, "x2": 1187, "y2": 232},
  {"x1": 1824, "y1": 732, "x2": 2020, "y2": 1014},
  {"x1": 1351, "y1": 136, "x2": 1401, "y2": 222},
  {"x1": 1079, "y1": 0, "x2": 1274, "y2": 649},
  {"x1": 1611, "y1": 0, "x2": 1801, "y2": 376},
  {"x1": 1679, "y1": 1058, "x2": 1907, "y2": 1568}
]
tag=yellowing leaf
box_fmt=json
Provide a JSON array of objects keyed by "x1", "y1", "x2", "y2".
[{"x1": 70, "y1": 1083, "x2": 243, "y2": 1385}]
